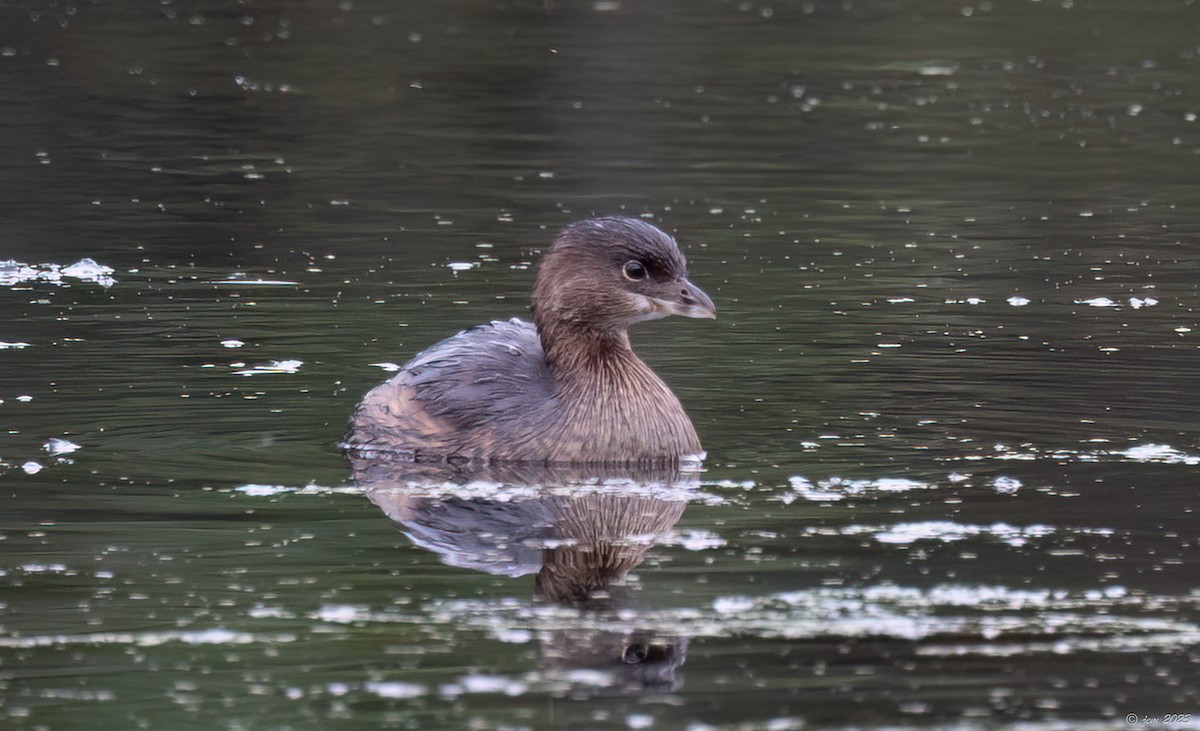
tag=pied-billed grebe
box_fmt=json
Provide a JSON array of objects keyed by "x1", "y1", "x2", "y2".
[{"x1": 345, "y1": 216, "x2": 716, "y2": 463}]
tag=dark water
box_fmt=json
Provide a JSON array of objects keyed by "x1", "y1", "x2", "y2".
[{"x1": 3, "y1": 0, "x2": 1200, "y2": 729}]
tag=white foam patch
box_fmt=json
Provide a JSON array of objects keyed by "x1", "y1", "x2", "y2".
[
  {"x1": 0, "y1": 260, "x2": 40, "y2": 286},
  {"x1": 493, "y1": 628, "x2": 533, "y2": 644},
  {"x1": 713, "y1": 596, "x2": 756, "y2": 615},
  {"x1": 313, "y1": 605, "x2": 369, "y2": 623},
  {"x1": 1120, "y1": 443, "x2": 1200, "y2": 465},
  {"x1": 18, "y1": 563, "x2": 69, "y2": 573},
  {"x1": 43, "y1": 438, "x2": 80, "y2": 456},
  {"x1": 458, "y1": 674, "x2": 527, "y2": 695},
  {"x1": 804, "y1": 521, "x2": 1112, "y2": 547},
  {"x1": 992, "y1": 475, "x2": 1022, "y2": 494},
  {"x1": 60, "y1": 259, "x2": 116, "y2": 285},
  {"x1": 918, "y1": 63, "x2": 958, "y2": 76},
  {"x1": 784, "y1": 475, "x2": 932, "y2": 502},
  {"x1": 664, "y1": 529, "x2": 726, "y2": 551},
  {"x1": 233, "y1": 483, "x2": 365, "y2": 497},
  {"x1": 1, "y1": 258, "x2": 116, "y2": 287},
  {"x1": 247, "y1": 605, "x2": 295, "y2": 619},
  {"x1": 364, "y1": 681, "x2": 427, "y2": 699},
  {"x1": 234, "y1": 359, "x2": 303, "y2": 376},
  {"x1": 236, "y1": 484, "x2": 295, "y2": 496},
  {"x1": 954, "y1": 441, "x2": 1200, "y2": 467},
  {"x1": 561, "y1": 669, "x2": 614, "y2": 687},
  {"x1": 870, "y1": 521, "x2": 1059, "y2": 546}
]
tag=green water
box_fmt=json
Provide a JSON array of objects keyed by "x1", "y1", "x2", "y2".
[{"x1": 3, "y1": 1, "x2": 1199, "y2": 729}]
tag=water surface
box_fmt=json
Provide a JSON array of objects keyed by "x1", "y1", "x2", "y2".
[{"x1": 3, "y1": 1, "x2": 1200, "y2": 729}]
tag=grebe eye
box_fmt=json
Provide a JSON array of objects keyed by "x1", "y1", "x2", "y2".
[
  {"x1": 621, "y1": 642, "x2": 649, "y2": 664},
  {"x1": 622, "y1": 260, "x2": 647, "y2": 281}
]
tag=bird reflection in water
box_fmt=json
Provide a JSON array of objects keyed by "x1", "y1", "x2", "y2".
[{"x1": 350, "y1": 455, "x2": 694, "y2": 692}]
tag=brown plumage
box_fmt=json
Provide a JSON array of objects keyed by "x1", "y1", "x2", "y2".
[{"x1": 345, "y1": 217, "x2": 716, "y2": 464}]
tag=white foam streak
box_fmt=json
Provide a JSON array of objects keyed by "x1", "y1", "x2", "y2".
[
  {"x1": 1, "y1": 258, "x2": 116, "y2": 287},
  {"x1": 0, "y1": 627, "x2": 295, "y2": 648}
]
